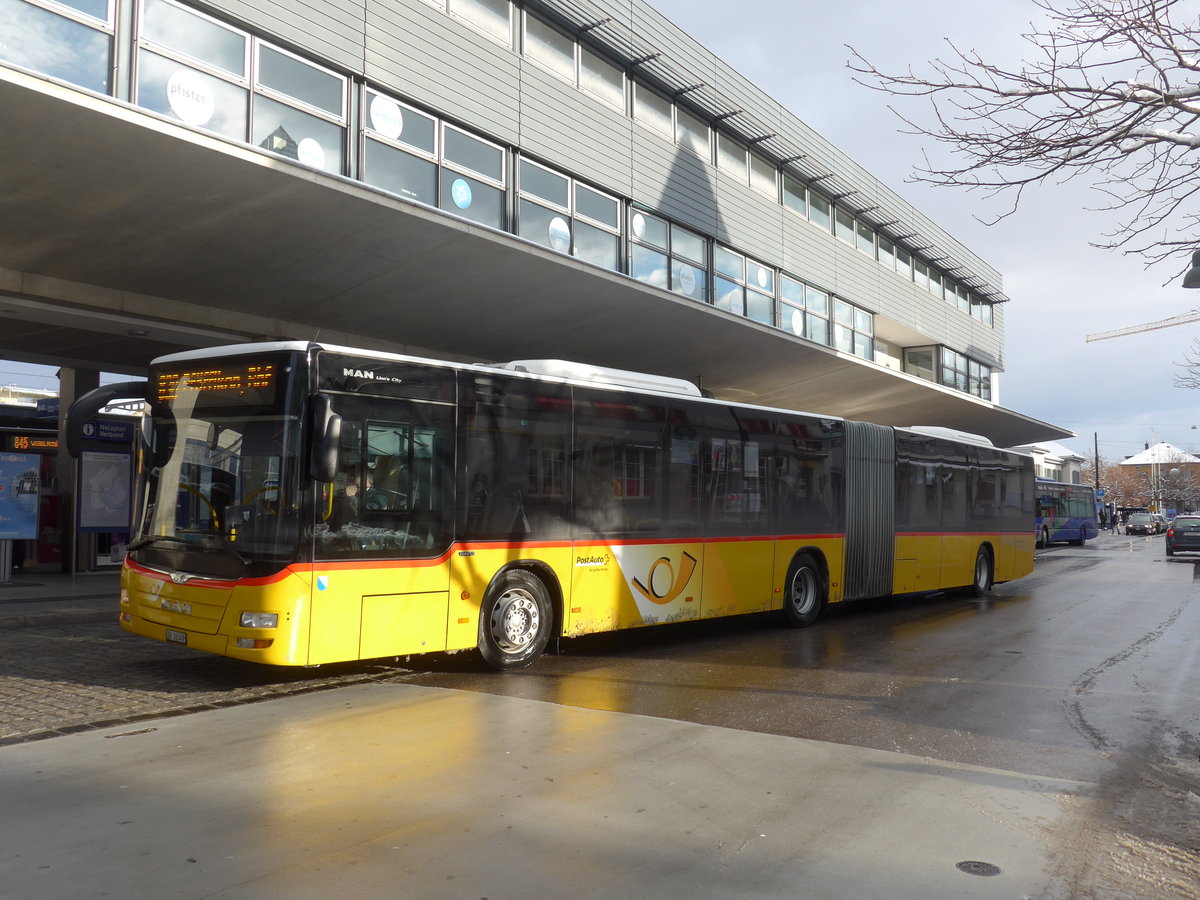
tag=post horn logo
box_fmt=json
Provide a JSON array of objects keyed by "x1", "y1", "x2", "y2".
[{"x1": 632, "y1": 551, "x2": 698, "y2": 605}]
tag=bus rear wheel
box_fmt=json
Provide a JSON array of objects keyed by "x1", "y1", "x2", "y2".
[
  {"x1": 968, "y1": 547, "x2": 993, "y2": 598},
  {"x1": 782, "y1": 553, "x2": 825, "y2": 628},
  {"x1": 478, "y1": 570, "x2": 552, "y2": 670}
]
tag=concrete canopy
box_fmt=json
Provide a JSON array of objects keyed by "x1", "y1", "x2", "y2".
[{"x1": 0, "y1": 67, "x2": 1071, "y2": 447}]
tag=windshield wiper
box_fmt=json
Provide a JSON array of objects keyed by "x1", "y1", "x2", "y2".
[
  {"x1": 206, "y1": 533, "x2": 253, "y2": 567},
  {"x1": 127, "y1": 533, "x2": 251, "y2": 567},
  {"x1": 127, "y1": 535, "x2": 188, "y2": 552}
]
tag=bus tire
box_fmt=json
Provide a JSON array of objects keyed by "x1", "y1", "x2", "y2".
[
  {"x1": 478, "y1": 570, "x2": 552, "y2": 671},
  {"x1": 968, "y1": 546, "x2": 993, "y2": 598},
  {"x1": 782, "y1": 553, "x2": 825, "y2": 628}
]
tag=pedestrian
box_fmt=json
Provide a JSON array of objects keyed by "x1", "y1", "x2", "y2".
[{"x1": 1099, "y1": 508, "x2": 1108, "y2": 531}]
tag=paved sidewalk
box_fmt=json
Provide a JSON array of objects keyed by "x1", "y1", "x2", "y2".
[{"x1": 0, "y1": 568, "x2": 120, "y2": 629}]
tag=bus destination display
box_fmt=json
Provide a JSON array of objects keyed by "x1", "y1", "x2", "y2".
[{"x1": 155, "y1": 362, "x2": 276, "y2": 404}]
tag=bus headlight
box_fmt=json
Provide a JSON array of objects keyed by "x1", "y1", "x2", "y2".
[
  {"x1": 239, "y1": 612, "x2": 278, "y2": 629},
  {"x1": 120, "y1": 588, "x2": 130, "y2": 606}
]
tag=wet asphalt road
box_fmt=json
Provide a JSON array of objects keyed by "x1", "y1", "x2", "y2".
[
  {"x1": 400, "y1": 532, "x2": 1200, "y2": 896},
  {"x1": 4, "y1": 532, "x2": 1197, "y2": 788},
  {"x1": 1, "y1": 532, "x2": 1197, "y2": 895},
  {"x1": 406, "y1": 533, "x2": 1200, "y2": 784}
]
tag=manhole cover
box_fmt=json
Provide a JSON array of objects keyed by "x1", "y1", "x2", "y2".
[{"x1": 956, "y1": 860, "x2": 1001, "y2": 877}]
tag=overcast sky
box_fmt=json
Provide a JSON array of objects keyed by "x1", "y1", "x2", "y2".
[
  {"x1": 646, "y1": 0, "x2": 1200, "y2": 462},
  {"x1": 5, "y1": 0, "x2": 1199, "y2": 463}
]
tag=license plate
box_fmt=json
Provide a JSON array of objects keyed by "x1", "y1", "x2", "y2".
[{"x1": 166, "y1": 629, "x2": 187, "y2": 644}]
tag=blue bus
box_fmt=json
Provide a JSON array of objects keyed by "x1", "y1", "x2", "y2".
[{"x1": 1035, "y1": 479, "x2": 1099, "y2": 547}]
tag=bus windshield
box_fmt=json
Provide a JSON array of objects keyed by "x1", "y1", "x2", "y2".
[{"x1": 131, "y1": 353, "x2": 305, "y2": 578}]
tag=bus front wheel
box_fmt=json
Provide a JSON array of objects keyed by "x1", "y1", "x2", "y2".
[
  {"x1": 782, "y1": 553, "x2": 825, "y2": 628},
  {"x1": 478, "y1": 570, "x2": 552, "y2": 670}
]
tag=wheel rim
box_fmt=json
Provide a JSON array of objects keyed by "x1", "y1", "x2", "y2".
[
  {"x1": 789, "y1": 566, "x2": 817, "y2": 617},
  {"x1": 489, "y1": 588, "x2": 541, "y2": 653},
  {"x1": 975, "y1": 554, "x2": 989, "y2": 591}
]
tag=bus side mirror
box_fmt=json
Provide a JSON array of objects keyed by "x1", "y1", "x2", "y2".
[{"x1": 308, "y1": 394, "x2": 341, "y2": 483}]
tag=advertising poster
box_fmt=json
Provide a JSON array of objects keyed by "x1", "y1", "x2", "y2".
[
  {"x1": 78, "y1": 450, "x2": 132, "y2": 532},
  {"x1": 0, "y1": 452, "x2": 41, "y2": 540}
]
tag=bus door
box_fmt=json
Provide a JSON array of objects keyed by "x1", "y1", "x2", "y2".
[{"x1": 310, "y1": 393, "x2": 455, "y2": 663}]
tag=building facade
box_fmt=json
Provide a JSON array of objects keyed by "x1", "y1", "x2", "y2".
[{"x1": 0, "y1": 0, "x2": 1067, "y2": 446}]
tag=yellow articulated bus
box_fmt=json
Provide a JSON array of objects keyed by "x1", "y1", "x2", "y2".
[{"x1": 68, "y1": 342, "x2": 1035, "y2": 670}]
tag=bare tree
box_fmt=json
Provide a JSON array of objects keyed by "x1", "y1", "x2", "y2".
[
  {"x1": 1175, "y1": 337, "x2": 1200, "y2": 388},
  {"x1": 848, "y1": 0, "x2": 1200, "y2": 273}
]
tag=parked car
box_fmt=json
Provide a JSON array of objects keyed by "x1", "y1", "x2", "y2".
[
  {"x1": 1166, "y1": 515, "x2": 1200, "y2": 555},
  {"x1": 1152, "y1": 513, "x2": 1168, "y2": 533},
  {"x1": 1126, "y1": 513, "x2": 1158, "y2": 536}
]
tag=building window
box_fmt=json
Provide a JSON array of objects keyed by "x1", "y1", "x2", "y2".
[
  {"x1": 574, "y1": 185, "x2": 621, "y2": 269},
  {"x1": 141, "y1": 0, "x2": 244, "y2": 78},
  {"x1": 136, "y1": 0, "x2": 249, "y2": 141},
  {"x1": 630, "y1": 210, "x2": 707, "y2": 302},
  {"x1": 136, "y1": 1, "x2": 346, "y2": 173},
  {"x1": 749, "y1": 154, "x2": 776, "y2": 197},
  {"x1": 833, "y1": 298, "x2": 873, "y2": 361},
  {"x1": 878, "y1": 236, "x2": 895, "y2": 269},
  {"x1": 579, "y1": 45, "x2": 624, "y2": 110},
  {"x1": 363, "y1": 89, "x2": 438, "y2": 204},
  {"x1": 779, "y1": 275, "x2": 830, "y2": 347},
  {"x1": 440, "y1": 124, "x2": 506, "y2": 228},
  {"x1": 520, "y1": 14, "x2": 625, "y2": 111},
  {"x1": 714, "y1": 246, "x2": 745, "y2": 315},
  {"x1": 3, "y1": 0, "x2": 114, "y2": 94},
  {"x1": 448, "y1": 0, "x2": 512, "y2": 46},
  {"x1": 971, "y1": 297, "x2": 994, "y2": 327},
  {"x1": 252, "y1": 44, "x2": 347, "y2": 174},
  {"x1": 914, "y1": 259, "x2": 929, "y2": 291},
  {"x1": 782, "y1": 174, "x2": 806, "y2": 217},
  {"x1": 855, "y1": 220, "x2": 875, "y2": 257},
  {"x1": 929, "y1": 347, "x2": 992, "y2": 399},
  {"x1": 364, "y1": 95, "x2": 507, "y2": 228},
  {"x1": 675, "y1": 107, "x2": 710, "y2": 159},
  {"x1": 808, "y1": 191, "x2": 831, "y2": 231},
  {"x1": 834, "y1": 208, "x2": 855, "y2": 245},
  {"x1": 633, "y1": 83, "x2": 673, "y2": 137},
  {"x1": 523, "y1": 13, "x2": 574, "y2": 82},
  {"x1": 714, "y1": 246, "x2": 774, "y2": 323},
  {"x1": 968, "y1": 359, "x2": 991, "y2": 399},
  {"x1": 717, "y1": 134, "x2": 747, "y2": 182},
  {"x1": 895, "y1": 246, "x2": 913, "y2": 280},
  {"x1": 927, "y1": 265, "x2": 943, "y2": 299},
  {"x1": 517, "y1": 158, "x2": 620, "y2": 270},
  {"x1": 904, "y1": 346, "x2": 936, "y2": 383}
]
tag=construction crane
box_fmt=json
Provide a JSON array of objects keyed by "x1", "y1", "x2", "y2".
[{"x1": 1085, "y1": 308, "x2": 1200, "y2": 342}]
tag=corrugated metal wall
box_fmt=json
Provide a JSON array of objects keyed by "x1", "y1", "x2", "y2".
[{"x1": 192, "y1": 0, "x2": 1004, "y2": 368}]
